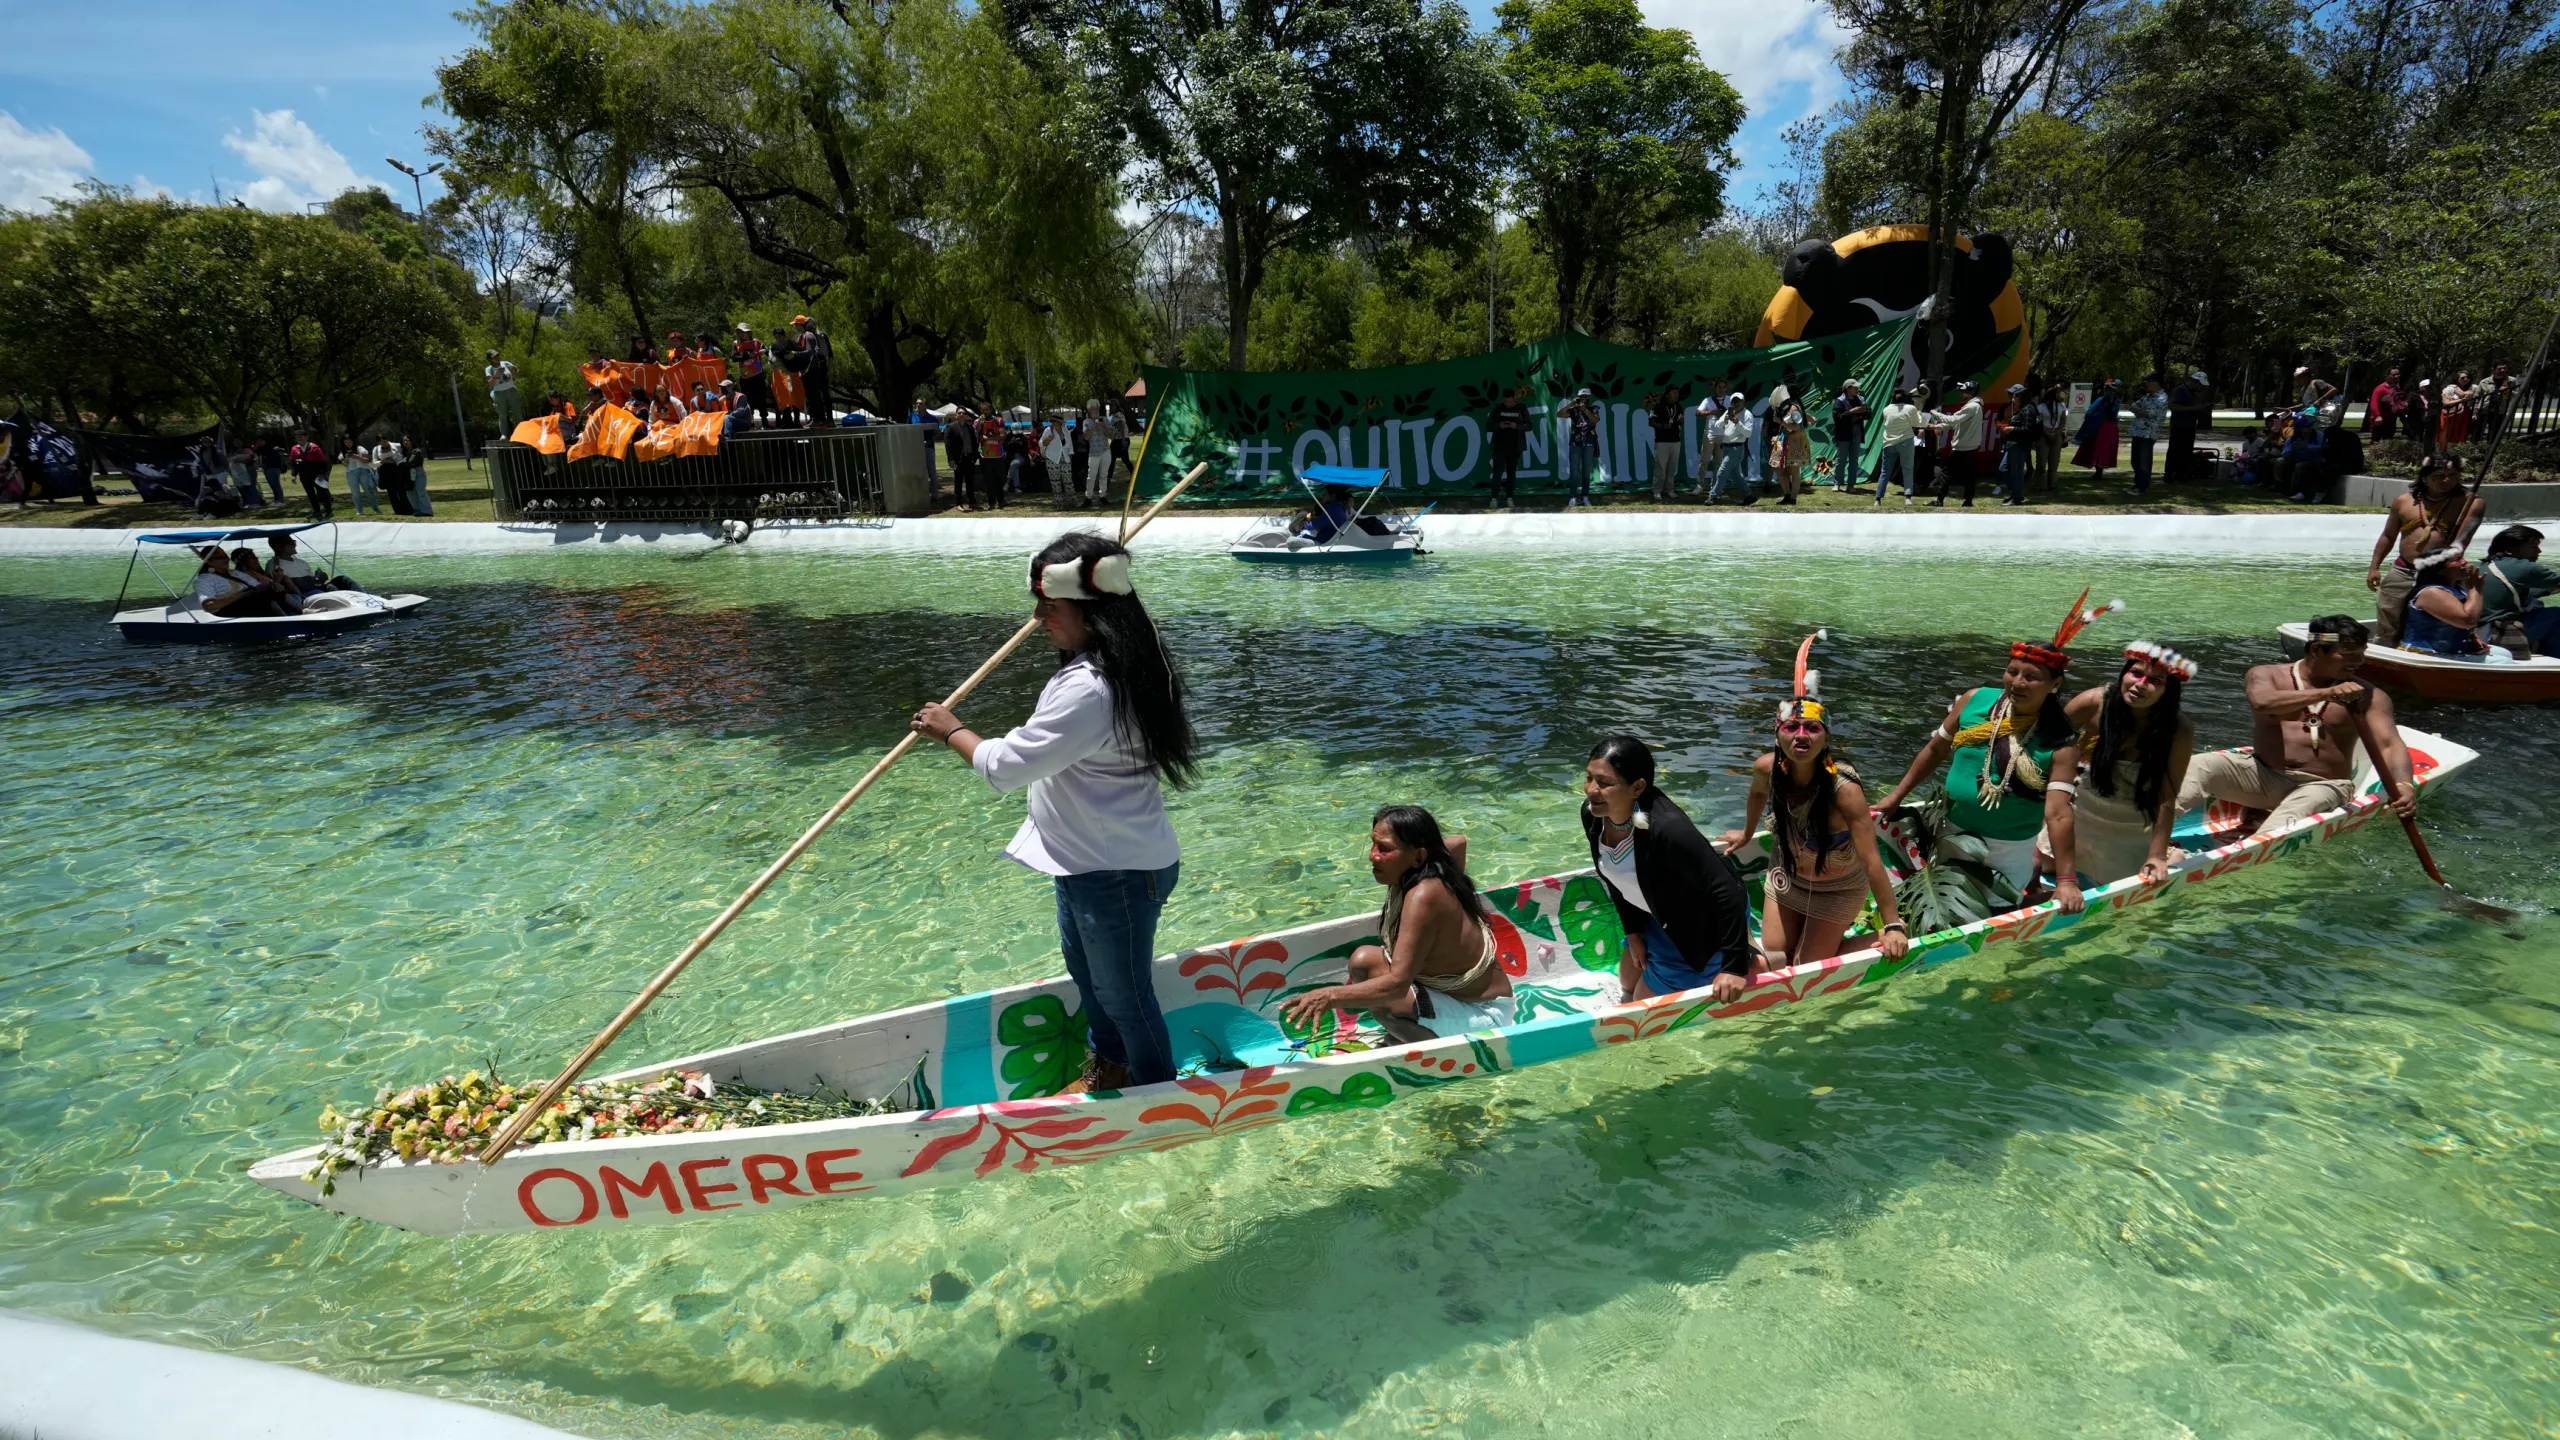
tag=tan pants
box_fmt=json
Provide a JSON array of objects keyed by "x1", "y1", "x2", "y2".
[
  {"x1": 2175, "y1": 750, "x2": 2356, "y2": 834},
  {"x1": 2375, "y1": 564, "x2": 2414, "y2": 648}
]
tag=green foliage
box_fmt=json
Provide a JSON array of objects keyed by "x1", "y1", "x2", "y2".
[
  {"x1": 0, "y1": 193, "x2": 461, "y2": 440},
  {"x1": 996, "y1": 993, "x2": 1088, "y2": 1100},
  {"x1": 1021, "y1": 0, "x2": 1518, "y2": 369},
  {"x1": 1498, "y1": 0, "x2": 1744, "y2": 335},
  {"x1": 1883, "y1": 785, "x2": 2024, "y2": 937}
]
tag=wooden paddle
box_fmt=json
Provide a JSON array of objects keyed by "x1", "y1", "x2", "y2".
[
  {"x1": 479, "y1": 461, "x2": 1212, "y2": 1165},
  {"x1": 2349, "y1": 703, "x2": 2515, "y2": 922}
]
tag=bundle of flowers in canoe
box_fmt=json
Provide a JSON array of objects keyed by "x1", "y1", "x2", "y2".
[{"x1": 303, "y1": 1069, "x2": 889, "y2": 1195}]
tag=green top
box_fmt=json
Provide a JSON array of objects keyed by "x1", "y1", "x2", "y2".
[
  {"x1": 1946, "y1": 687, "x2": 2056, "y2": 842},
  {"x1": 2480, "y1": 556, "x2": 2560, "y2": 626}
]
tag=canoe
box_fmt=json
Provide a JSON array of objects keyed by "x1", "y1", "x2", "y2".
[
  {"x1": 2278, "y1": 622, "x2": 2560, "y2": 703},
  {"x1": 248, "y1": 729, "x2": 2475, "y2": 1236}
]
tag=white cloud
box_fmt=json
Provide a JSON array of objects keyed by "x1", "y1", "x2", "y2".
[
  {"x1": 222, "y1": 109, "x2": 364, "y2": 211},
  {"x1": 1644, "y1": 0, "x2": 1850, "y2": 125},
  {"x1": 0, "y1": 112, "x2": 93, "y2": 212}
]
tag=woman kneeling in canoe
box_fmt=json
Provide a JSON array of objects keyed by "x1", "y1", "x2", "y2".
[
  {"x1": 2034, "y1": 641, "x2": 2196, "y2": 907},
  {"x1": 912, "y1": 534, "x2": 1197, "y2": 1092},
  {"x1": 1875, "y1": 591, "x2": 2122, "y2": 891},
  {"x1": 1582, "y1": 736, "x2": 1760, "y2": 1003},
  {"x1": 1720, "y1": 634, "x2": 1909, "y2": 967},
  {"x1": 1281, "y1": 806, "x2": 1513, "y2": 1041}
]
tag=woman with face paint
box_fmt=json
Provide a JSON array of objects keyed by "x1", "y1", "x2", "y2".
[
  {"x1": 912, "y1": 532, "x2": 1197, "y2": 1092},
  {"x1": 1875, "y1": 592, "x2": 2125, "y2": 891},
  {"x1": 1720, "y1": 633, "x2": 1909, "y2": 968}
]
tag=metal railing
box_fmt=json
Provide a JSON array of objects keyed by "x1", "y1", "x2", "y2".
[{"x1": 488, "y1": 428, "x2": 885, "y2": 522}]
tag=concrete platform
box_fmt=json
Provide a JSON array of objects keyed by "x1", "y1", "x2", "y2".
[
  {"x1": 2333, "y1": 472, "x2": 2560, "y2": 520},
  {"x1": 0, "y1": 1310, "x2": 584, "y2": 1440}
]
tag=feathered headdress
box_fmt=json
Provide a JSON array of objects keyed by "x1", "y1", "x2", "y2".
[
  {"x1": 2123, "y1": 639, "x2": 2197, "y2": 681},
  {"x1": 1777, "y1": 629, "x2": 1827, "y2": 724},
  {"x1": 2011, "y1": 589, "x2": 2124, "y2": 673}
]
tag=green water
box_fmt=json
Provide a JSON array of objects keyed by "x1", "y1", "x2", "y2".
[{"x1": 5, "y1": 546, "x2": 2558, "y2": 1438}]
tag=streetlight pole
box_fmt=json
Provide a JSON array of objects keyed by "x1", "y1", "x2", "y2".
[{"x1": 389, "y1": 156, "x2": 472, "y2": 469}]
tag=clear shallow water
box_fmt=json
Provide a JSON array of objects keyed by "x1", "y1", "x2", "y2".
[{"x1": 4, "y1": 545, "x2": 2558, "y2": 1438}]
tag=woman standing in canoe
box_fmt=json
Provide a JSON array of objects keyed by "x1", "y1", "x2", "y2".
[
  {"x1": 912, "y1": 534, "x2": 1197, "y2": 1092},
  {"x1": 1581, "y1": 735, "x2": 1762, "y2": 1003},
  {"x1": 2034, "y1": 641, "x2": 2197, "y2": 904},
  {"x1": 1875, "y1": 592, "x2": 2122, "y2": 892},
  {"x1": 1719, "y1": 634, "x2": 1909, "y2": 967}
]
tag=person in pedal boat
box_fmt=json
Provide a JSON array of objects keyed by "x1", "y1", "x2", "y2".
[
  {"x1": 2480, "y1": 525, "x2": 2560, "y2": 658},
  {"x1": 1580, "y1": 735, "x2": 1760, "y2": 1003},
  {"x1": 2399, "y1": 548, "x2": 2488, "y2": 656},
  {"x1": 2174, "y1": 614, "x2": 2416, "y2": 835},
  {"x1": 2367, "y1": 455, "x2": 2484, "y2": 648},
  {"x1": 912, "y1": 534, "x2": 1198, "y2": 1093},
  {"x1": 1875, "y1": 591, "x2": 2123, "y2": 891},
  {"x1": 1299, "y1": 483, "x2": 1353, "y2": 544},
  {"x1": 1719, "y1": 633, "x2": 1909, "y2": 966},
  {"x1": 2032, "y1": 641, "x2": 2197, "y2": 901},
  {"x1": 1279, "y1": 805, "x2": 1512, "y2": 1041}
]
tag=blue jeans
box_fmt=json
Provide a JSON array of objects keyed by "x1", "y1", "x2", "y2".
[
  {"x1": 1708, "y1": 448, "x2": 1750, "y2": 504},
  {"x1": 1834, "y1": 437, "x2": 1863, "y2": 491},
  {"x1": 260, "y1": 466, "x2": 287, "y2": 505},
  {"x1": 1054, "y1": 862, "x2": 1179, "y2": 1085},
  {"x1": 1566, "y1": 441, "x2": 1597, "y2": 501},
  {"x1": 2130, "y1": 437, "x2": 2156, "y2": 494},
  {"x1": 1875, "y1": 441, "x2": 1915, "y2": 498},
  {"x1": 1635, "y1": 916, "x2": 1728, "y2": 996},
  {"x1": 2002, "y1": 444, "x2": 2034, "y2": 500}
]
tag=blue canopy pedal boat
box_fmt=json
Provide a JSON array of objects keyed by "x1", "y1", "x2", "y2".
[
  {"x1": 108, "y1": 522, "x2": 429, "y2": 643},
  {"x1": 1228, "y1": 465, "x2": 1424, "y2": 564}
]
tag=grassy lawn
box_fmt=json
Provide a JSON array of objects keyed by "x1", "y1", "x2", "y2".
[{"x1": 1, "y1": 446, "x2": 2375, "y2": 529}]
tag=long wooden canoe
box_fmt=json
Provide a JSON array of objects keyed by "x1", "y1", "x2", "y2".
[
  {"x1": 2279, "y1": 622, "x2": 2560, "y2": 703},
  {"x1": 250, "y1": 730, "x2": 2474, "y2": 1236}
]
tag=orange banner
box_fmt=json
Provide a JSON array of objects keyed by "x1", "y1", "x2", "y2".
[
  {"x1": 566, "y1": 402, "x2": 642, "y2": 463},
  {"x1": 676, "y1": 409, "x2": 725, "y2": 458},
  {"x1": 508, "y1": 415, "x2": 567, "y2": 454}
]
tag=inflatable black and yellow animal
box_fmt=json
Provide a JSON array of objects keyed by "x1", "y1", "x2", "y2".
[{"x1": 1756, "y1": 226, "x2": 2030, "y2": 395}]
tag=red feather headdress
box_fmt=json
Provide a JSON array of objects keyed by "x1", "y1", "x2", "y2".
[
  {"x1": 1777, "y1": 629, "x2": 1827, "y2": 723},
  {"x1": 2011, "y1": 588, "x2": 2124, "y2": 673}
]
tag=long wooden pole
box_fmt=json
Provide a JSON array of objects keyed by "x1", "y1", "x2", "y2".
[
  {"x1": 2350, "y1": 705, "x2": 2515, "y2": 922},
  {"x1": 480, "y1": 461, "x2": 1210, "y2": 1164}
]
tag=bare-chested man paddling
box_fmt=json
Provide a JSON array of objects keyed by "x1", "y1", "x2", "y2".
[
  {"x1": 2174, "y1": 614, "x2": 2418, "y2": 835},
  {"x1": 2367, "y1": 455, "x2": 2485, "y2": 647},
  {"x1": 1280, "y1": 805, "x2": 1513, "y2": 1042}
]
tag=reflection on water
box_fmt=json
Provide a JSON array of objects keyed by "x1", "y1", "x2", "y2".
[{"x1": 2, "y1": 548, "x2": 2557, "y2": 1438}]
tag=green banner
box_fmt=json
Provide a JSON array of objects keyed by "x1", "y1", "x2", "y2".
[{"x1": 1133, "y1": 316, "x2": 1917, "y2": 503}]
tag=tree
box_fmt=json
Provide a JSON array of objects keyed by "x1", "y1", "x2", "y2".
[
  {"x1": 434, "y1": 0, "x2": 673, "y2": 340},
  {"x1": 1971, "y1": 109, "x2": 2134, "y2": 364},
  {"x1": 1498, "y1": 0, "x2": 1743, "y2": 335},
  {"x1": 1825, "y1": 0, "x2": 2100, "y2": 389},
  {"x1": 1011, "y1": 0, "x2": 1517, "y2": 369},
  {"x1": 646, "y1": 0, "x2": 1129, "y2": 416}
]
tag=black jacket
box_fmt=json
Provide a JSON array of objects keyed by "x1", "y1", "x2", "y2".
[{"x1": 1581, "y1": 791, "x2": 1752, "y2": 970}]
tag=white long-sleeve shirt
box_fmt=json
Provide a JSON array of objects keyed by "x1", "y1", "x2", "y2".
[
  {"x1": 1879, "y1": 402, "x2": 1924, "y2": 446},
  {"x1": 970, "y1": 654, "x2": 1178, "y2": 877}
]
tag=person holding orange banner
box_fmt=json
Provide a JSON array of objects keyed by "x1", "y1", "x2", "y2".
[{"x1": 768, "y1": 326, "x2": 808, "y2": 425}]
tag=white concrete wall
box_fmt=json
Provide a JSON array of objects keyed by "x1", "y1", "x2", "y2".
[{"x1": 0, "y1": 510, "x2": 2440, "y2": 560}]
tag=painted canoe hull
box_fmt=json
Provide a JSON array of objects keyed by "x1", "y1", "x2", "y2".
[
  {"x1": 247, "y1": 731, "x2": 2474, "y2": 1236},
  {"x1": 114, "y1": 594, "x2": 429, "y2": 644},
  {"x1": 2278, "y1": 622, "x2": 2560, "y2": 702}
]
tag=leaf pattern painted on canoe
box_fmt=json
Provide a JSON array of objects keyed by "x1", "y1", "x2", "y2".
[{"x1": 996, "y1": 993, "x2": 1088, "y2": 1100}]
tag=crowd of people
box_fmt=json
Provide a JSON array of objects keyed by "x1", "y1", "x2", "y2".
[
  {"x1": 213, "y1": 435, "x2": 433, "y2": 520},
  {"x1": 901, "y1": 534, "x2": 2425, "y2": 1090},
  {"x1": 931, "y1": 401, "x2": 1135, "y2": 511}
]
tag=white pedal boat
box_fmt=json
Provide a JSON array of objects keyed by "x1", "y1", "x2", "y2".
[
  {"x1": 1230, "y1": 464, "x2": 1423, "y2": 564},
  {"x1": 108, "y1": 521, "x2": 428, "y2": 643}
]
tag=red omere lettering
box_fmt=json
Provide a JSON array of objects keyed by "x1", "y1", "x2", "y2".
[
  {"x1": 679, "y1": 1157, "x2": 740, "y2": 1211},
  {"x1": 742, "y1": 1154, "x2": 807, "y2": 1205},
  {"x1": 601, "y1": 1162, "x2": 682, "y2": 1219},
  {"x1": 807, "y1": 1148, "x2": 865, "y2": 1193},
  {"x1": 518, "y1": 1168, "x2": 599, "y2": 1227}
]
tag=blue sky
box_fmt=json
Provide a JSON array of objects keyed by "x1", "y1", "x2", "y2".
[{"x1": 0, "y1": 0, "x2": 1846, "y2": 217}]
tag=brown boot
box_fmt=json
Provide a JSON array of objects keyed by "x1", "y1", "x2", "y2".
[{"x1": 1058, "y1": 1054, "x2": 1133, "y2": 1096}]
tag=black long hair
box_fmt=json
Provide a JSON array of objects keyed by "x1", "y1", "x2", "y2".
[
  {"x1": 1373, "y1": 804, "x2": 1481, "y2": 932},
  {"x1": 1033, "y1": 532, "x2": 1198, "y2": 787},
  {"x1": 1768, "y1": 736, "x2": 1844, "y2": 874},
  {"x1": 1587, "y1": 735, "x2": 1659, "y2": 811},
  {"x1": 2088, "y1": 658, "x2": 2185, "y2": 813}
]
